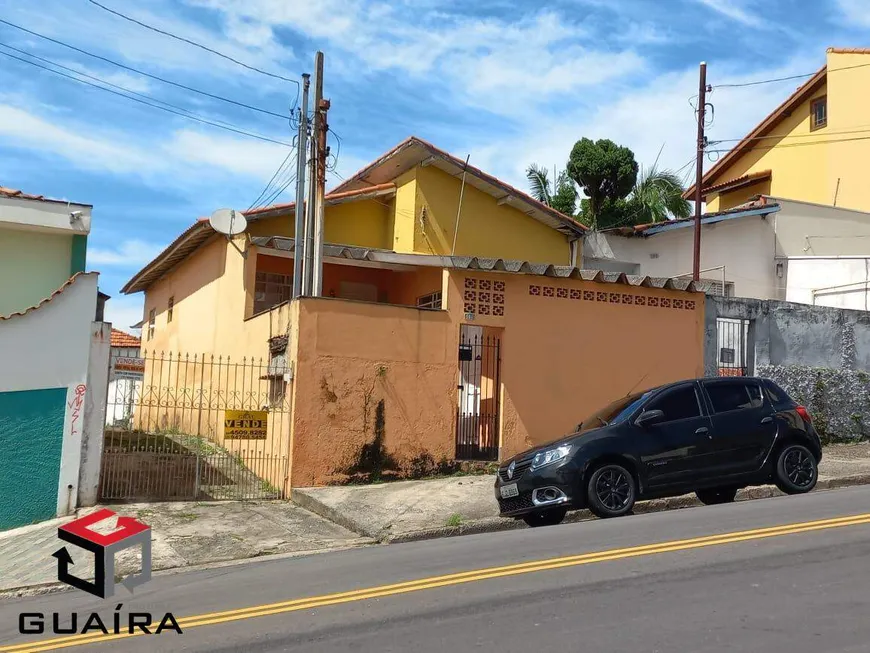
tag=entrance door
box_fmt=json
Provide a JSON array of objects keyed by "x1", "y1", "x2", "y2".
[{"x1": 456, "y1": 325, "x2": 500, "y2": 461}]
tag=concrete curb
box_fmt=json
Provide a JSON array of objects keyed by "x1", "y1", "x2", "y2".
[
  {"x1": 306, "y1": 473, "x2": 870, "y2": 545},
  {"x1": 291, "y1": 489, "x2": 381, "y2": 539}
]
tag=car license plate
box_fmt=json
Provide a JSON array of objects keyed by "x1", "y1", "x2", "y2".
[{"x1": 499, "y1": 483, "x2": 519, "y2": 499}]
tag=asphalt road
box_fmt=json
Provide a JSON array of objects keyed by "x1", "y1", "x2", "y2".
[{"x1": 2, "y1": 486, "x2": 870, "y2": 652}]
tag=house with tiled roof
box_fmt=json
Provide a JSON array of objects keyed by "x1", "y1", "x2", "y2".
[
  {"x1": 0, "y1": 185, "x2": 109, "y2": 529},
  {"x1": 685, "y1": 48, "x2": 870, "y2": 214},
  {"x1": 118, "y1": 136, "x2": 709, "y2": 491},
  {"x1": 582, "y1": 48, "x2": 870, "y2": 312}
]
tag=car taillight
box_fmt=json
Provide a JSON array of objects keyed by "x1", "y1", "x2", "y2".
[{"x1": 796, "y1": 405, "x2": 812, "y2": 424}]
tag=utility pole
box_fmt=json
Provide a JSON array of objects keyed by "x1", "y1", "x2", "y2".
[
  {"x1": 292, "y1": 73, "x2": 310, "y2": 299},
  {"x1": 303, "y1": 53, "x2": 323, "y2": 296},
  {"x1": 311, "y1": 51, "x2": 329, "y2": 297},
  {"x1": 692, "y1": 61, "x2": 708, "y2": 282}
]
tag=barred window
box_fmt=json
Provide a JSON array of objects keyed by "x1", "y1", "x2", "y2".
[
  {"x1": 417, "y1": 290, "x2": 442, "y2": 310},
  {"x1": 255, "y1": 272, "x2": 292, "y2": 314}
]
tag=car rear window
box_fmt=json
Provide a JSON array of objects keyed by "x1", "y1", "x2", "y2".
[
  {"x1": 706, "y1": 381, "x2": 764, "y2": 413},
  {"x1": 763, "y1": 379, "x2": 791, "y2": 405}
]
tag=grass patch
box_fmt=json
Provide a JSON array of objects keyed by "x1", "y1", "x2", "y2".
[{"x1": 445, "y1": 513, "x2": 463, "y2": 528}]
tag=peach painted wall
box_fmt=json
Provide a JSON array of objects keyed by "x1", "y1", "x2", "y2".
[
  {"x1": 288, "y1": 298, "x2": 456, "y2": 487},
  {"x1": 445, "y1": 271, "x2": 706, "y2": 456}
]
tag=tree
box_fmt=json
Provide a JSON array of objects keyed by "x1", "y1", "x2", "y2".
[
  {"x1": 628, "y1": 163, "x2": 691, "y2": 225},
  {"x1": 525, "y1": 164, "x2": 578, "y2": 216},
  {"x1": 566, "y1": 138, "x2": 638, "y2": 230}
]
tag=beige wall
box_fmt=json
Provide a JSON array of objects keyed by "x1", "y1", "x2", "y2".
[
  {"x1": 773, "y1": 198, "x2": 870, "y2": 257},
  {"x1": 443, "y1": 271, "x2": 705, "y2": 456},
  {"x1": 289, "y1": 299, "x2": 456, "y2": 486}
]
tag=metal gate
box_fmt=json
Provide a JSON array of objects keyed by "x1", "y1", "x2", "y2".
[
  {"x1": 99, "y1": 351, "x2": 289, "y2": 502},
  {"x1": 456, "y1": 327, "x2": 501, "y2": 461},
  {"x1": 717, "y1": 317, "x2": 750, "y2": 376}
]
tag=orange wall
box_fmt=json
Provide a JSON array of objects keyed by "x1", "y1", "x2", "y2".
[
  {"x1": 289, "y1": 298, "x2": 456, "y2": 486},
  {"x1": 445, "y1": 271, "x2": 705, "y2": 455}
]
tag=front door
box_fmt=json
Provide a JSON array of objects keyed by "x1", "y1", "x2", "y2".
[
  {"x1": 702, "y1": 378, "x2": 777, "y2": 476},
  {"x1": 636, "y1": 382, "x2": 716, "y2": 489},
  {"x1": 455, "y1": 325, "x2": 500, "y2": 461}
]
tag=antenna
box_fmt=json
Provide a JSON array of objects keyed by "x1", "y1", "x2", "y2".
[
  {"x1": 209, "y1": 208, "x2": 248, "y2": 236},
  {"x1": 209, "y1": 208, "x2": 248, "y2": 257}
]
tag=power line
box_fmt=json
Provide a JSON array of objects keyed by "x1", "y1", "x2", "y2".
[
  {"x1": 713, "y1": 60, "x2": 870, "y2": 89},
  {"x1": 708, "y1": 133, "x2": 870, "y2": 154},
  {"x1": 85, "y1": 0, "x2": 299, "y2": 88},
  {"x1": 0, "y1": 18, "x2": 290, "y2": 120},
  {"x1": 0, "y1": 49, "x2": 293, "y2": 147},
  {"x1": 246, "y1": 147, "x2": 297, "y2": 211},
  {"x1": 710, "y1": 125, "x2": 870, "y2": 145}
]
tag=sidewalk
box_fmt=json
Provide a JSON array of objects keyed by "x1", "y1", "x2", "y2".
[
  {"x1": 0, "y1": 500, "x2": 371, "y2": 597},
  {"x1": 293, "y1": 442, "x2": 870, "y2": 543}
]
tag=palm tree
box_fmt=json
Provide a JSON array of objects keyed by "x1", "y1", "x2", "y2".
[
  {"x1": 526, "y1": 164, "x2": 577, "y2": 216},
  {"x1": 629, "y1": 163, "x2": 691, "y2": 224}
]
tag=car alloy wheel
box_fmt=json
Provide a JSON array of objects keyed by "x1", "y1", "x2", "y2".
[
  {"x1": 587, "y1": 464, "x2": 636, "y2": 518},
  {"x1": 775, "y1": 444, "x2": 818, "y2": 495}
]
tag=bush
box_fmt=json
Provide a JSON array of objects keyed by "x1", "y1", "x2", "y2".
[{"x1": 756, "y1": 365, "x2": 870, "y2": 443}]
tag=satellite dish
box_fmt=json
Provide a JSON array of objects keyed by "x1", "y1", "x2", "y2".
[{"x1": 209, "y1": 208, "x2": 248, "y2": 236}]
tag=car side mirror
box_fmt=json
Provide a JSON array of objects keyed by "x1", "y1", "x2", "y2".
[{"x1": 636, "y1": 409, "x2": 664, "y2": 428}]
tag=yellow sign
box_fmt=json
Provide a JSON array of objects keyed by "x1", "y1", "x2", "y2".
[{"x1": 224, "y1": 410, "x2": 268, "y2": 439}]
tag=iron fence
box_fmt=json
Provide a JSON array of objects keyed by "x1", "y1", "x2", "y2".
[
  {"x1": 100, "y1": 350, "x2": 290, "y2": 502},
  {"x1": 717, "y1": 317, "x2": 750, "y2": 377},
  {"x1": 456, "y1": 332, "x2": 501, "y2": 461}
]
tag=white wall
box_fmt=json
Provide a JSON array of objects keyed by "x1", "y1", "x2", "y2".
[
  {"x1": 600, "y1": 215, "x2": 778, "y2": 299},
  {"x1": 773, "y1": 198, "x2": 870, "y2": 257},
  {"x1": 0, "y1": 196, "x2": 91, "y2": 234},
  {"x1": 0, "y1": 271, "x2": 99, "y2": 515},
  {"x1": 79, "y1": 323, "x2": 111, "y2": 507},
  {"x1": 786, "y1": 258, "x2": 870, "y2": 310}
]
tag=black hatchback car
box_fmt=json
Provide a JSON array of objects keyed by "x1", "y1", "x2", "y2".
[{"x1": 496, "y1": 377, "x2": 822, "y2": 527}]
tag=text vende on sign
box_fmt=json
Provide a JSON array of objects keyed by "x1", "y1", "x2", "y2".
[{"x1": 224, "y1": 410, "x2": 268, "y2": 439}]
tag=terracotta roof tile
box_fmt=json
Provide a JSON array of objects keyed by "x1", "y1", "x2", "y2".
[
  {"x1": 0, "y1": 185, "x2": 91, "y2": 207},
  {"x1": 0, "y1": 272, "x2": 98, "y2": 320},
  {"x1": 701, "y1": 170, "x2": 772, "y2": 198},
  {"x1": 111, "y1": 328, "x2": 141, "y2": 348},
  {"x1": 827, "y1": 48, "x2": 870, "y2": 54}
]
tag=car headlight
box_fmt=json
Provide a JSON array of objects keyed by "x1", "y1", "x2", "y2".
[{"x1": 531, "y1": 444, "x2": 572, "y2": 470}]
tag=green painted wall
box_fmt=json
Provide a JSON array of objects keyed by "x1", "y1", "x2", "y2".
[
  {"x1": 0, "y1": 228, "x2": 73, "y2": 317},
  {"x1": 0, "y1": 388, "x2": 66, "y2": 530},
  {"x1": 70, "y1": 235, "x2": 87, "y2": 274}
]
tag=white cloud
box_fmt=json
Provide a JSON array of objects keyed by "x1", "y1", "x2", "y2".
[
  {"x1": 694, "y1": 0, "x2": 761, "y2": 27},
  {"x1": 89, "y1": 240, "x2": 165, "y2": 266},
  {"x1": 836, "y1": 0, "x2": 870, "y2": 27},
  {"x1": 0, "y1": 102, "x2": 292, "y2": 193},
  {"x1": 470, "y1": 54, "x2": 822, "y2": 196},
  {"x1": 103, "y1": 294, "x2": 144, "y2": 332}
]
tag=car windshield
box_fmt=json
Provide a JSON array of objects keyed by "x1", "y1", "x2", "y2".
[{"x1": 578, "y1": 390, "x2": 653, "y2": 433}]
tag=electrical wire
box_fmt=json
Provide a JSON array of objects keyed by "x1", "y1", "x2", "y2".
[
  {"x1": 85, "y1": 0, "x2": 299, "y2": 87},
  {"x1": 708, "y1": 133, "x2": 870, "y2": 155},
  {"x1": 0, "y1": 18, "x2": 290, "y2": 120},
  {"x1": 709, "y1": 125, "x2": 870, "y2": 145},
  {"x1": 713, "y1": 60, "x2": 870, "y2": 89},
  {"x1": 246, "y1": 147, "x2": 297, "y2": 212},
  {"x1": 0, "y1": 49, "x2": 292, "y2": 147}
]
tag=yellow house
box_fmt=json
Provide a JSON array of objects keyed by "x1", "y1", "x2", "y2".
[
  {"x1": 687, "y1": 48, "x2": 870, "y2": 213},
  {"x1": 123, "y1": 136, "x2": 585, "y2": 355}
]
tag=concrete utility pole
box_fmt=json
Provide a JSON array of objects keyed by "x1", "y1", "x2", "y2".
[
  {"x1": 292, "y1": 73, "x2": 310, "y2": 299},
  {"x1": 692, "y1": 61, "x2": 708, "y2": 282},
  {"x1": 310, "y1": 51, "x2": 330, "y2": 297},
  {"x1": 302, "y1": 56, "x2": 319, "y2": 297}
]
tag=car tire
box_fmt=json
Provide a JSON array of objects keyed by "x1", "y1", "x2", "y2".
[
  {"x1": 586, "y1": 463, "x2": 636, "y2": 519},
  {"x1": 522, "y1": 507, "x2": 568, "y2": 528},
  {"x1": 695, "y1": 487, "x2": 738, "y2": 505},
  {"x1": 774, "y1": 443, "x2": 818, "y2": 494}
]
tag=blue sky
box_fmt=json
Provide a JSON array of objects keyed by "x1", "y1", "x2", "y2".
[{"x1": 1, "y1": 0, "x2": 868, "y2": 330}]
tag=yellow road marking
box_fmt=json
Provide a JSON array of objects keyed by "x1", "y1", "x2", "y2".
[{"x1": 4, "y1": 511, "x2": 870, "y2": 652}]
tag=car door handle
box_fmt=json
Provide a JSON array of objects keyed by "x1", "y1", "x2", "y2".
[
  {"x1": 760, "y1": 416, "x2": 773, "y2": 425},
  {"x1": 695, "y1": 427, "x2": 709, "y2": 436}
]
